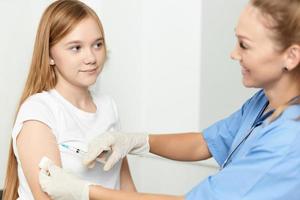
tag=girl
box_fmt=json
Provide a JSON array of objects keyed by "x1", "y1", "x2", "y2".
[{"x1": 2, "y1": 0, "x2": 135, "y2": 199}]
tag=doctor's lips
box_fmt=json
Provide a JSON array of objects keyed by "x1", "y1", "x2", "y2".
[{"x1": 241, "y1": 67, "x2": 250, "y2": 75}]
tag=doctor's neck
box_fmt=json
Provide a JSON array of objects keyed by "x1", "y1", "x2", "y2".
[{"x1": 263, "y1": 81, "x2": 300, "y2": 109}]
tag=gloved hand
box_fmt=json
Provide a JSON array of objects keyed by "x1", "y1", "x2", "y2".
[
  {"x1": 83, "y1": 132, "x2": 150, "y2": 171},
  {"x1": 39, "y1": 162, "x2": 90, "y2": 200}
]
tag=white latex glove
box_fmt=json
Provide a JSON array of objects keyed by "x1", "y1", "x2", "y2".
[
  {"x1": 83, "y1": 132, "x2": 149, "y2": 171},
  {"x1": 39, "y1": 162, "x2": 90, "y2": 200}
]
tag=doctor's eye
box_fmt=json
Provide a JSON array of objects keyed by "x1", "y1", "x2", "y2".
[{"x1": 239, "y1": 41, "x2": 248, "y2": 49}]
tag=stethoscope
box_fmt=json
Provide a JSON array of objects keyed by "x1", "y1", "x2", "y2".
[
  {"x1": 221, "y1": 95, "x2": 300, "y2": 169},
  {"x1": 221, "y1": 102, "x2": 274, "y2": 169}
]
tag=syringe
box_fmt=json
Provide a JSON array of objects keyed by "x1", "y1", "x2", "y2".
[{"x1": 60, "y1": 143, "x2": 111, "y2": 164}]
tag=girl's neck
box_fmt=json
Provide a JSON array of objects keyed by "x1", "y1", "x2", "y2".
[{"x1": 54, "y1": 83, "x2": 96, "y2": 113}]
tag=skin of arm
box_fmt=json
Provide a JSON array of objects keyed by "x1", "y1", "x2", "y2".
[
  {"x1": 149, "y1": 132, "x2": 212, "y2": 161},
  {"x1": 87, "y1": 132, "x2": 210, "y2": 200},
  {"x1": 89, "y1": 185, "x2": 184, "y2": 200},
  {"x1": 17, "y1": 120, "x2": 62, "y2": 200},
  {"x1": 120, "y1": 157, "x2": 137, "y2": 192},
  {"x1": 86, "y1": 133, "x2": 207, "y2": 199}
]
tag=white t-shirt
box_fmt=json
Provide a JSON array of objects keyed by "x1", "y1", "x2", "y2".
[{"x1": 12, "y1": 89, "x2": 122, "y2": 200}]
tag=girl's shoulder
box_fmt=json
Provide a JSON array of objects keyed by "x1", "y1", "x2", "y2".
[
  {"x1": 18, "y1": 90, "x2": 60, "y2": 119},
  {"x1": 21, "y1": 90, "x2": 57, "y2": 110}
]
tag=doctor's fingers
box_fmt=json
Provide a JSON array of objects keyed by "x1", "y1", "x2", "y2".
[
  {"x1": 82, "y1": 147, "x2": 107, "y2": 167},
  {"x1": 90, "y1": 133, "x2": 116, "y2": 150},
  {"x1": 47, "y1": 163, "x2": 65, "y2": 179},
  {"x1": 39, "y1": 171, "x2": 52, "y2": 192},
  {"x1": 103, "y1": 150, "x2": 123, "y2": 171},
  {"x1": 84, "y1": 136, "x2": 114, "y2": 161},
  {"x1": 86, "y1": 161, "x2": 96, "y2": 169}
]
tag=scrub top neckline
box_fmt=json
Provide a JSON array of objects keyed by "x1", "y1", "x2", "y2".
[{"x1": 221, "y1": 100, "x2": 270, "y2": 169}]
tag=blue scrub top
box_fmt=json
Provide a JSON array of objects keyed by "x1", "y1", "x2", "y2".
[{"x1": 186, "y1": 90, "x2": 300, "y2": 200}]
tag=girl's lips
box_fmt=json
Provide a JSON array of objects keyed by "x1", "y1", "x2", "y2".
[{"x1": 79, "y1": 68, "x2": 97, "y2": 73}]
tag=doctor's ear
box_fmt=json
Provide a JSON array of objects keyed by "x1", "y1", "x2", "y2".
[{"x1": 283, "y1": 44, "x2": 300, "y2": 71}]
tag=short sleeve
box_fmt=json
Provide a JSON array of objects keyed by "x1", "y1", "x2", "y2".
[
  {"x1": 186, "y1": 119, "x2": 300, "y2": 200},
  {"x1": 203, "y1": 98, "x2": 252, "y2": 166},
  {"x1": 12, "y1": 97, "x2": 56, "y2": 142}
]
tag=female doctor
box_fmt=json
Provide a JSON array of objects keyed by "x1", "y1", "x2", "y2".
[{"x1": 39, "y1": 0, "x2": 300, "y2": 199}]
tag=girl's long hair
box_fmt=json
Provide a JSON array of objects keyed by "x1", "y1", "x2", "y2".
[{"x1": 2, "y1": 1, "x2": 106, "y2": 199}]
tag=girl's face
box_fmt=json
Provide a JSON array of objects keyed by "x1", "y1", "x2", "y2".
[
  {"x1": 50, "y1": 17, "x2": 105, "y2": 89},
  {"x1": 230, "y1": 4, "x2": 286, "y2": 90}
]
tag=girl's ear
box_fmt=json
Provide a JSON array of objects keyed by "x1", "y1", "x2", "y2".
[{"x1": 49, "y1": 58, "x2": 55, "y2": 66}]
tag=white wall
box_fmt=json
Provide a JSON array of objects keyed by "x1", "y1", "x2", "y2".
[
  {"x1": 200, "y1": 0, "x2": 256, "y2": 129},
  {"x1": 94, "y1": 0, "x2": 207, "y2": 193},
  {"x1": 0, "y1": 0, "x2": 253, "y2": 195},
  {"x1": 95, "y1": 0, "x2": 202, "y2": 133}
]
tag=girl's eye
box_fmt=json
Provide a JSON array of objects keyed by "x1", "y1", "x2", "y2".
[
  {"x1": 94, "y1": 42, "x2": 103, "y2": 49},
  {"x1": 239, "y1": 41, "x2": 248, "y2": 49},
  {"x1": 70, "y1": 45, "x2": 81, "y2": 52}
]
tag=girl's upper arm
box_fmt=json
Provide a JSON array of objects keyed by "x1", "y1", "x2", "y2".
[{"x1": 16, "y1": 120, "x2": 62, "y2": 200}]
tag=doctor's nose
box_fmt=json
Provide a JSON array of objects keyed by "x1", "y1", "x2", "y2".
[
  {"x1": 83, "y1": 48, "x2": 97, "y2": 65},
  {"x1": 230, "y1": 45, "x2": 241, "y2": 61}
]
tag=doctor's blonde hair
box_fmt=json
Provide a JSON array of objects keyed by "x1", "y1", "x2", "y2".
[
  {"x1": 250, "y1": 0, "x2": 300, "y2": 121},
  {"x1": 2, "y1": 0, "x2": 106, "y2": 199}
]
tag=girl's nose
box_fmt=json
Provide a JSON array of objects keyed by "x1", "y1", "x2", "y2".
[{"x1": 84, "y1": 48, "x2": 96, "y2": 65}]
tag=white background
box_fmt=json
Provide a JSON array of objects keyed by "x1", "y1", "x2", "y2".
[{"x1": 0, "y1": 0, "x2": 252, "y2": 195}]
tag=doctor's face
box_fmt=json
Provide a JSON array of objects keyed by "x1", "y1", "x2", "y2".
[
  {"x1": 230, "y1": 4, "x2": 285, "y2": 89},
  {"x1": 50, "y1": 17, "x2": 106, "y2": 89}
]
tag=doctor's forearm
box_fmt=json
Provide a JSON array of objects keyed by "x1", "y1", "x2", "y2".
[
  {"x1": 89, "y1": 186, "x2": 184, "y2": 200},
  {"x1": 149, "y1": 133, "x2": 211, "y2": 161}
]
